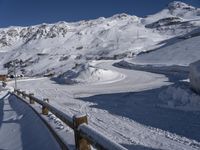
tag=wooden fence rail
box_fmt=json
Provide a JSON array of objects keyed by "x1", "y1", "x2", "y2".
[{"x1": 12, "y1": 89, "x2": 127, "y2": 150}]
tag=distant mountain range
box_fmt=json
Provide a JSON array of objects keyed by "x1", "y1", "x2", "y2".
[{"x1": 0, "y1": 1, "x2": 200, "y2": 76}]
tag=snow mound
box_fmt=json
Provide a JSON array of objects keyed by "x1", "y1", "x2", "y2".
[
  {"x1": 54, "y1": 64, "x2": 124, "y2": 84},
  {"x1": 159, "y1": 84, "x2": 200, "y2": 111},
  {"x1": 189, "y1": 60, "x2": 200, "y2": 94}
]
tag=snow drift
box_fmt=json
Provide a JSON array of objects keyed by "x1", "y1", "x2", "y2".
[
  {"x1": 159, "y1": 83, "x2": 200, "y2": 111},
  {"x1": 189, "y1": 60, "x2": 200, "y2": 94}
]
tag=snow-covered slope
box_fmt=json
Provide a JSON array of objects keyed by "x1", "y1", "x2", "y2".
[
  {"x1": 0, "y1": 14, "x2": 165, "y2": 77},
  {"x1": 143, "y1": 1, "x2": 200, "y2": 36},
  {"x1": 144, "y1": 1, "x2": 200, "y2": 24},
  {"x1": 0, "y1": 1, "x2": 200, "y2": 78},
  {"x1": 132, "y1": 35, "x2": 200, "y2": 66}
]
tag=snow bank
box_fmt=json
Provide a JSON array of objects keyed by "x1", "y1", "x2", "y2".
[
  {"x1": 159, "y1": 84, "x2": 200, "y2": 111},
  {"x1": 54, "y1": 63, "x2": 123, "y2": 84},
  {"x1": 189, "y1": 60, "x2": 200, "y2": 94}
]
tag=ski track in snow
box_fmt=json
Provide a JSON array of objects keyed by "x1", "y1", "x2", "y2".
[{"x1": 8, "y1": 60, "x2": 200, "y2": 150}]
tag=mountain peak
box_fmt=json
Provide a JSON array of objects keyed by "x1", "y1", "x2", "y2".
[
  {"x1": 110, "y1": 13, "x2": 130, "y2": 19},
  {"x1": 168, "y1": 1, "x2": 195, "y2": 10}
]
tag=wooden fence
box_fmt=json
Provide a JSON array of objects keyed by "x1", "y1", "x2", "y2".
[{"x1": 12, "y1": 89, "x2": 127, "y2": 150}]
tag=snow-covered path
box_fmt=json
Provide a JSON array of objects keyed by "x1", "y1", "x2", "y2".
[
  {"x1": 0, "y1": 91, "x2": 61, "y2": 150},
  {"x1": 10, "y1": 60, "x2": 200, "y2": 150}
]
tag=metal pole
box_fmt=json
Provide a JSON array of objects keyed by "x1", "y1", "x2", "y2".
[
  {"x1": 14, "y1": 61, "x2": 17, "y2": 90},
  {"x1": 137, "y1": 30, "x2": 139, "y2": 39}
]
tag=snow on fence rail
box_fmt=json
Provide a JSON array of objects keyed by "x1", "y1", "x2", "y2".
[{"x1": 12, "y1": 89, "x2": 127, "y2": 150}]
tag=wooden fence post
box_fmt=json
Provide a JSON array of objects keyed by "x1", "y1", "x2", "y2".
[
  {"x1": 73, "y1": 114, "x2": 91, "y2": 150},
  {"x1": 29, "y1": 93, "x2": 35, "y2": 104},
  {"x1": 42, "y1": 98, "x2": 49, "y2": 115},
  {"x1": 16, "y1": 89, "x2": 20, "y2": 95},
  {"x1": 22, "y1": 91, "x2": 26, "y2": 99}
]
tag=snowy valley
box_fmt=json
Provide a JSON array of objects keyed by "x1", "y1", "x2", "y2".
[{"x1": 1, "y1": 1, "x2": 200, "y2": 150}]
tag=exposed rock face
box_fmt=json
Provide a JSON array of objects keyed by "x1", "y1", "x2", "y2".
[
  {"x1": 145, "y1": 17, "x2": 183, "y2": 28},
  {"x1": 168, "y1": 1, "x2": 195, "y2": 10},
  {"x1": 0, "y1": 22, "x2": 70, "y2": 48}
]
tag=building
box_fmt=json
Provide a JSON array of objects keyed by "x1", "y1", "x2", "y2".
[{"x1": 0, "y1": 70, "x2": 8, "y2": 81}]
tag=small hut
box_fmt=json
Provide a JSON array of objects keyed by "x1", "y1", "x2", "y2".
[{"x1": 0, "y1": 70, "x2": 8, "y2": 81}]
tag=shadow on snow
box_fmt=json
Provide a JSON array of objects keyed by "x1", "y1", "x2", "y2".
[
  {"x1": 0, "y1": 92, "x2": 10, "y2": 129},
  {"x1": 78, "y1": 85, "x2": 200, "y2": 145},
  {"x1": 0, "y1": 92, "x2": 59, "y2": 150},
  {"x1": 7, "y1": 94, "x2": 59, "y2": 150}
]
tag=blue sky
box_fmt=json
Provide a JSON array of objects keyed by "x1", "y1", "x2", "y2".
[{"x1": 0, "y1": 0, "x2": 200, "y2": 27}]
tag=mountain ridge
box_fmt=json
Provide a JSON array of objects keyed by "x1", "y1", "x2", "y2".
[{"x1": 0, "y1": 1, "x2": 200, "y2": 77}]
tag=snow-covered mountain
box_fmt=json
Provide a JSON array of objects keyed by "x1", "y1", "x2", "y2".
[
  {"x1": 0, "y1": 1, "x2": 200, "y2": 77},
  {"x1": 144, "y1": 1, "x2": 200, "y2": 35},
  {"x1": 2, "y1": 3, "x2": 200, "y2": 148},
  {"x1": 144, "y1": 1, "x2": 200, "y2": 24}
]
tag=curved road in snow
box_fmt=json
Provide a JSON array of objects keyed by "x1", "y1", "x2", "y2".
[{"x1": 10, "y1": 60, "x2": 200, "y2": 150}]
